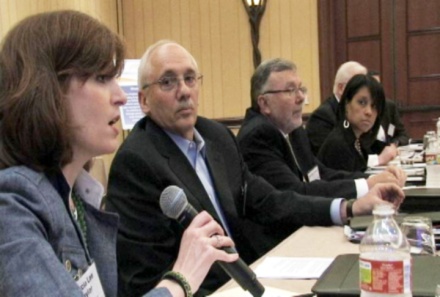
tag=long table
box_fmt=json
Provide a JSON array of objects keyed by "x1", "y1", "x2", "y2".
[
  {"x1": 402, "y1": 187, "x2": 440, "y2": 212},
  {"x1": 216, "y1": 226, "x2": 359, "y2": 294}
]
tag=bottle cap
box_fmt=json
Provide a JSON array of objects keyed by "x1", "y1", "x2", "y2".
[{"x1": 372, "y1": 203, "x2": 394, "y2": 216}]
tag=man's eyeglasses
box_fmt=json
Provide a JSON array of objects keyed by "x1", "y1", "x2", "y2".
[
  {"x1": 262, "y1": 86, "x2": 307, "y2": 97},
  {"x1": 142, "y1": 74, "x2": 203, "y2": 92}
]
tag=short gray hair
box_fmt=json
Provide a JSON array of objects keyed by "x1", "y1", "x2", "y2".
[{"x1": 250, "y1": 58, "x2": 296, "y2": 111}]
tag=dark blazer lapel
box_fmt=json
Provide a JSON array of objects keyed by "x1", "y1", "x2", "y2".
[
  {"x1": 203, "y1": 138, "x2": 239, "y2": 219},
  {"x1": 330, "y1": 95, "x2": 341, "y2": 122},
  {"x1": 146, "y1": 119, "x2": 220, "y2": 218},
  {"x1": 290, "y1": 127, "x2": 317, "y2": 175},
  {"x1": 381, "y1": 101, "x2": 391, "y2": 141},
  {"x1": 281, "y1": 132, "x2": 301, "y2": 174},
  {"x1": 168, "y1": 154, "x2": 222, "y2": 220}
]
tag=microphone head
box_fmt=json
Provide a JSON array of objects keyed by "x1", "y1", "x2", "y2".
[{"x1": 160, "y1": 185, "x2": 188, "y2": 219}]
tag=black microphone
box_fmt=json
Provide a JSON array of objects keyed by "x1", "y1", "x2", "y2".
[{"x1": 160, "y1": 185, "x2": 265, "y2": 297}]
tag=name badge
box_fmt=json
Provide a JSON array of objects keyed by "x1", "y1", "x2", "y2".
[
  {"x1": 387, "y1": 124, "x2": 395, "y2": 137},
  {"x1": 76, "y1": 262, "x2": 105, "y2": 297},
  {"x1": 307, "y1": 165, "x2": 320, "y2": 182}
]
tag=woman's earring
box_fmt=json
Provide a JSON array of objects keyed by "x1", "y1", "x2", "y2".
[{"x1": 343, "y1": 120, "x2": 350, "y2": 129}]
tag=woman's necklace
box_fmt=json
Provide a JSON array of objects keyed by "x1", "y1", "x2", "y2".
[
  {"x1": 70, "y1": 191, "x2": 88, "y2": 250},
  {"x1": 354, "y1": 138, "x2": 363, "y2": 156},
  {"x1": 69, "y1": 198, "x2": 78, "y2": 221}
]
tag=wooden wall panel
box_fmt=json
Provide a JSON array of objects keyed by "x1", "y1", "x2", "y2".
[
  {"x1": 403, "y1": 111, "x2": 439, "y2": 139},
  {"x1": 407, "y1": 0, "x2": 440, "y2": 31},
  {"x1": 408, "y1": 80, "x2": 440, "y2": 106},
  {"x1": 319, "y1": 0, "x2": 395, "y2": 100},
  {"x1": 347, "y1": 40, "x2": 381, "y2": 72},
  {"x1": 395, "y1": 0, "x2": 440, "y2": 138},
  {"x1": 347, "y1": 0, "x2": 379, "y2": 38},
  {"x1": 121, "y1": 0, "x2": 321, "y2": 116},
  {"x1": 320, "y1": 0, "x2": 440, "y2": 141},
  {"x1": 408, "y1": 34, "x2": 440, "y2": 78}
]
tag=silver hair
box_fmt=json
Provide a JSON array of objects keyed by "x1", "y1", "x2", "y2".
[
  {"x1": 250, "y1": 58, "x2": 297, "y2": 111},
  {"x1": 332, "y1": 61, "x2": 367, "y2": 95}
]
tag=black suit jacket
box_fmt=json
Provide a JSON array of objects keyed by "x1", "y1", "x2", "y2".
[
  {"x1": 307, "y1": 96, "x2": 409, "y2": 156},
  {"x1": 306, "y1": 95, "x2": 339, "y2": 155},
  {"x1": 317, "y1": 124, "x2": 379, "y2": 172},
  {"x1": 378, "y1": 99, "x2": 409, "y2": 148},
  {"x1": 106, "y1": 116, "x2": 334, "y2": 297},
  {"x1": 237, "y1": 108, "x2": 367, "y2": 198}
]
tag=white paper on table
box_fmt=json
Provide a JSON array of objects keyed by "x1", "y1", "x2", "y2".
[
  {"x1": 254, "y1": 257, "x2": 334, "y2": 279},
  {"x1": 208, "y1": 286, "x2": 296, "y2": 297},
  {"x1": 426, "y1": 164, "x2": 440, "y2": 188}
]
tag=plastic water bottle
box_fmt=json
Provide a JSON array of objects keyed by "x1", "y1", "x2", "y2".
[
  {"x1": 437, "y1": 117, "x2": 440, "y2": 143},
  {"x1": 425, "y1": 135, "x2": 438, "y2": 164},
  {"x1": 359, "y1": 204, "x2": 412, "y2": 297}
]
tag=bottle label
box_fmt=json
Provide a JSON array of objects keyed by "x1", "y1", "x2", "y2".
[
  {"x1": 426, "y1": 153, "x2": 437, "y2": 164},
  {"x1": 359, "y1": 257, "x2": 412, "y2": 294}
]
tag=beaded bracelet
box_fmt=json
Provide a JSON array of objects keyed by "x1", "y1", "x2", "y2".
[
  {"x1": 161, "y1": 271, "x2": 192, "y2": 297},
  {"x1": 346, "y1": 199, "x2": 356, "y2": 219}
]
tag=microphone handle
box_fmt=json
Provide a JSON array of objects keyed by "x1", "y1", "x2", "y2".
[
  {"x1": 177, "y1": 205, "x2": 199, "y2": 227},
  {"x1": 175, "y1": 204, "x2": 265, "y2": 296},
  {"x1": 219, "y1": 247, "x2": 265, "y2": 297}
]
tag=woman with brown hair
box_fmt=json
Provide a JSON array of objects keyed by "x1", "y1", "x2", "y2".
[{"x1": 0, "y1": 10, "x2": 237, "y2": 297}]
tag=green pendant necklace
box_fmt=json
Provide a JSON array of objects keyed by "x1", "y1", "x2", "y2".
[{"x1": 71, "y1": 190, "x2": 88, "y2": 250}]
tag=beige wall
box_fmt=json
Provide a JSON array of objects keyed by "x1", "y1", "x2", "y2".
[
  {"x1": 0, "y1": 0, "x2": 320, "y2": 185},
  {"x1": 0, "y1": 0, "x2": 119, "y2": 33},
  {"x1": 121, "y1": 0, "x2": 320, "y2": 118}
]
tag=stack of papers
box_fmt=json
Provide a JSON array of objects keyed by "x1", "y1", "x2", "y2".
[
  {"x1": 366, "y1": 163, "x2": 426, "y2": 176},
  {"x1": 208, "y1": 286, "x2": 296, "y2": 297},
  {"x1": 254, "y1": 257, "x2": 334, "y2": 279}
]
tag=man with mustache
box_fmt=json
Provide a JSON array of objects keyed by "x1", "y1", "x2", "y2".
[
  {"x1": 368, "y1": 70, "x2": 409, "y2": 150},
  {"x1": 106, "y1": 40, "x2": 405, "y2": 297},
  {"x1": 237, "y1": 58, "x2": 406, "y2": 201}
]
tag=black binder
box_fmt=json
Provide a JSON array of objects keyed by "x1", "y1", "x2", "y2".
[
  {"x1": 349, "y1": 211, "x2": 440, "y2": 231},
  {"x1": 312, "y1": 254, "x2": 440, "y2": 297}
]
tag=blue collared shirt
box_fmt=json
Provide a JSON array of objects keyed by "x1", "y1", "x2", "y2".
[{"x1": 166, "y1": 129, "x2": 232, "y2": 235}]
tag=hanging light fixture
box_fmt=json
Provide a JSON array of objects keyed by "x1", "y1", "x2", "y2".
[
  {"x1": 245, "y1": 0, "x2": 262, "y2": 5},
  {"x1": 241, "y1": 0, "x2": 268, "y2": 69}
]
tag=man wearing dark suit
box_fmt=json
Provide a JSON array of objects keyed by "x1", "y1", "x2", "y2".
[
  {"x1": 307, "y1": 62, "x2": 398, "y2": 166},
  {"x1": 105, "y1": 41, "x2": 404, "y2": 297},
  {"x1": 369, "y1": 70, "x2": 409, "y2": 149},
  {"x1": 381, "y1": 99, "x2": 409, "y2": 146},
  {"x1": 307, "y1": 61, "x2": 368, "y2": 155},
  {"x1": 306, "y1": 93, "x2": 339, "y2": 155},
  {"x1": 237, "y1": 59, "x2": 406, "y2": 199}
]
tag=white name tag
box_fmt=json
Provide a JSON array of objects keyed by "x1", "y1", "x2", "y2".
[
  {"x1": 76, "y1": 262, "x2": 105, "y2": 297},
  {"x1": 387, "y1": 124, "x2": 395, "y2": 137},
  {"x1": 307, "y1": 165, "x2": 320, "y2": 182}
]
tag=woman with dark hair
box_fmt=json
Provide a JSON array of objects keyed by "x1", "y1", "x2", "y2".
[
  {"x1": 0, "y1": 10, "x2": 237, "y2": 297},
  {"x1": 317, "y1": 74, "x2": 393, "y2": 172}
]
